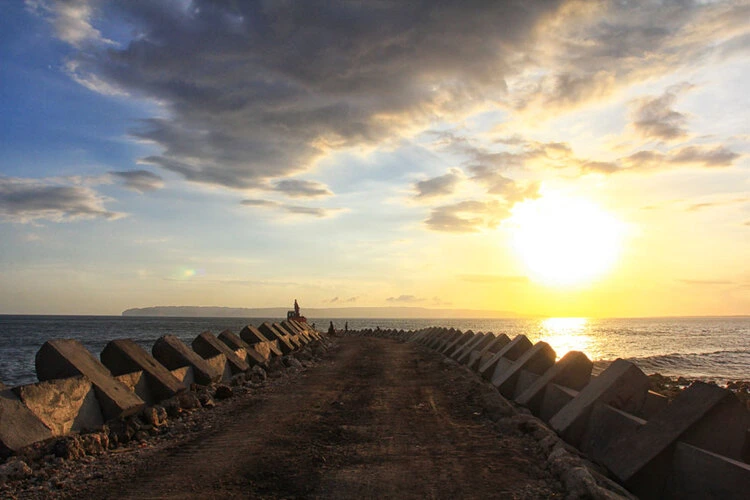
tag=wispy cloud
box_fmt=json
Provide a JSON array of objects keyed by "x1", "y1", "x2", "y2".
[
  {"x1": 111, "y1": 170, "x2": 164, "y2": 193},
  {"x1": 0, "y1": 176, "x2": 124, "y2": 223},
  {"x1": 272, "y1": 179, "x2": 332, "y2": 198},
  {"x1": 413, "y1": 170, "x2": 463, "y2": 199},
  {"x1": 240, "y1": 199, "x2": 337, "y2": 218},
  {"x1": 630, "y1": 83, "x2": 694, "y2": 141},
  {"x1": 425, "y1": 200, "x2": 512, "y2": 233},
  {"x1": 678, "y1": 279, "x2": 734, "y2": 286},
  {"x1": 386, "y1": 295, "x2": 424, "y2": 303}
]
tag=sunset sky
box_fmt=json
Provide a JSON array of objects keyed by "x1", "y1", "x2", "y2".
[{"x1": 1, "y1": 0, "x2": 748, "y2": 317}]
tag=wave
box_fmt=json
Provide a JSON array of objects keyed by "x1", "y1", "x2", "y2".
[{"x1": 595, "y1": 349, "x2": 750, "y2": 381}]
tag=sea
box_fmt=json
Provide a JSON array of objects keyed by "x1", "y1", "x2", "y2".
[{"x1": 0, "y1": 315, "x2": 748, "y2": 388}]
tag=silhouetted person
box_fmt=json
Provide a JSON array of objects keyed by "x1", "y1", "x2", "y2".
[
  {"x1": 345, "y1": 321, "x2": 348, "y2": 333},
  {"x1": 294, "y1": 299, "x2": 300, "y2": 316},
  {"x1": 328, "y1": 321, "x2": 335, "y2": 336}
]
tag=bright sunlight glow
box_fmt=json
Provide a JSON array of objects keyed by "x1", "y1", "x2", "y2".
[{"x1": 510, "y1": 194, "x2": 624, "y2": 287}]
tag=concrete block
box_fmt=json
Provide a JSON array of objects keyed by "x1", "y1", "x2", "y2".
[
  {"x1": 457, "y1": 333, "x2": 495, "y2": 364},
  {"x1": 540, "y1": 384, "x2": 579, "y2": 422},
  {"x1": 602, "y1": 381, "x2": 750, "y2": 489},
  {"x1": 240, "y1": 325, "x2": 283, "y2": 357},
  {"x1": 0, "y1": 387, "x2": 53, "y2": 453},
  {"x1": 549, "y1": 359, "x2": 649, "y2": 447},
  {"x1": 115, "y1": 371, "x2": 155, "y2": 406},
  {"x1": 282, "y1": 321, "x2": 311, "y2": 343},
  {"x1": 152, "y1": 335, "x2": 221, "y2": 385},
  {"x1": 640, "y1": 390, "x2": 669, "y2": 419},
  {"x1": 468, "y1": 334, "x2": 511, "y2": 371},
  {"x1": 35, "y1": 339, "x2": 145, "y2": 420},
  {"x1": 192, "y1": 331, "x2": 250, "y2": 374},
  {"x1": 204, "y1": 354, "x2": 232, "y2": 382},
  {"x1": 100, "y1": 339, "x2": 185, "y2": 402},
  {"x1": 171, "y1": 366, "x2": 194, "y2": 386},
  {"x1": 579, "y1": 403, "x2": 646, "y2": 463},
  {"x1": 513, "y1": 370, "x2": 540, "y2": 399},
  {"x1": 514, "y1": 351, "x2": 593, "y2": 415},
  {"x1": 218, "y1": 330, "x2": 269, "y2": 366},
  {"x1": 258, "y1": 323, "x2": 295, "y2": 354},
  {"x1": 432, "y1": 329, "x2": 459, "y2": 350},
  {"x1": 477, "y1": 335, "x2": 532, "y2": 380},
  {"x1": 667, "y1": 442, "x2": 750, "y2": 499},
  {"x1": 452, "y1": 332, "x2": 486, "y2": 361},
  {"x1": 442, "y1": 331, "x2": 474, "y2": 356},
  {"x1": 492, "y1": 341, "x2": 556, "y2": 397},
  {"x1": 273, "y1": 323, "x2": 302, "y2": 347}
]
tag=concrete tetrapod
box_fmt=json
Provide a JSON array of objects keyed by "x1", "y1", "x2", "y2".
[
  {"x1": 468, "y1": 334, "x2": 510, "y2": 371},
  {"x1": 35, "y1": 339, "x2": 145, "y2": 420},
  {"x1": 601, "y1": 381, "x2": 750, "y2": 497},
  {"x1": 477, "y1": 335, "x2": 532, "y2": 380},
  {"x1": 14, "y1": 375, "x2": 104, "y2": 436},
  {"x1": 548, "y1": 358, "x2": 649, "y2": 447},
  {"x1": 451, "y1": 332, "x2": 486, "y2": 361},
  {"x1": 192, "y1": 331, "x2": 250, "y2": 374},
  {"x1": 239, "y1": 325, "x2": 283, "y2": 357},
  {"x1": 456, "y1": 333, "x2": 495, "y2": 364},
  {"x1": 152, "y1": 335, "x2": 222, "y2": 386},
  {"x1": 491, "y1": 341, "x2": 556, "y2": 398},
  {"x1": 442, "y1": 331, "x2": 474, "y2": 356},
  {"x1": 258, "y1": 323, "x2": 295, "y2": 354},
  {"x1": 100, "y1": 339, "x2": 186, "y2": 402},
  {"x1": 0, "y1": 386, "x2": 54, "y2": 454},
  {"x1": 273, "y1": 323, "x2": 302, "y2": 348},
  {"x1": 217, "y1": 330, "x2": 270, "y2": 366},
  {"x1": 514, "y1": 351, "x2": 593, "y2": 415}
]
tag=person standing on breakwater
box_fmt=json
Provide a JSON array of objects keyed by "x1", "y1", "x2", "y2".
[
  {"x1": 345, "y1": 321, "x2": 348, "y2": 333},
  {"x1": 328, "y1": 321, "x2": 336, "y2": 336}
]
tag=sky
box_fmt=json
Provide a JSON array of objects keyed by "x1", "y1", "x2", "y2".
[{"x1": 0, "y1": 0, "x2": 748, "y2": 318}]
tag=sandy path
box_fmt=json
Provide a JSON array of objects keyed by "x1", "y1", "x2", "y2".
[{"x1": 90, "y1": 336, "x2": 561, "y2": 499}]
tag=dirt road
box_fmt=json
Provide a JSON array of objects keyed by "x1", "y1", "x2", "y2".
[{"x1": 84, "y1": 336, "x2": 563, "y2": 499}]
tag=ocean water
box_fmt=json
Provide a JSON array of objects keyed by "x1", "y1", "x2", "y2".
[{"x1": 0, "y1": 315, "x2": 748, "y2": 387}]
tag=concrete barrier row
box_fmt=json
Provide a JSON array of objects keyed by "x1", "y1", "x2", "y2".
[
  {"x1": 353, "y1": 326, "x2": 750, "y2": 499},
  {"x1": 0, "y1": 320, "x2": 324, "y2": 456}
]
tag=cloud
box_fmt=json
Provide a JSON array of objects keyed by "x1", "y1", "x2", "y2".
[
  {"x1": 630, "y1": 84, "x2": 694, "y2": 141},
  {"x1": 425, "y1": 199, "x2": 512, "y2": 233},
  {"x1": 328, "y1": 297, "x2": 339, "y2": 303},
  {"x1": 26, "y1": 0, "x2": 112, "y2": 48},
  {"x1": 386, "y1": 295, "x2": 424, "y2": 303},
  {"x1": 345, "y1": 296, "x2": 358, "y2": 303},
  {"x1": 0, "y1": 176, "x2": 123, "y2": 223},
  {"x1": 240, "y1": 199, "x2": 336, "y2": 218},
  {"x1": 110, "y1": 170, "x2": 164, "y2": 193},
  {"x1": 459, "y1": 274, "x2": 529, "y2": 284},
  {"x1": 272, "y1": 180, "x2": 332, "y2": 198},
  {"x1": 413, "y1": 170, "x2": 462, "y2": 199},
  {"x1": 36, "y1": 1, "x2": 575, "y2": 190},
  {"x1": 685, "y1": 197, "x2": 748, "y2": 212}
]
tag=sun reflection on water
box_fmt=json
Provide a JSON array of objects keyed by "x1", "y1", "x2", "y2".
[{"x1": 537, "y1": 317, "x2": 595, "y2": 360}]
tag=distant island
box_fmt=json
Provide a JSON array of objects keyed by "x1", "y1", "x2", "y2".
[{"x1": 122, "y1": 306, "x2": 521, "y2": 319}]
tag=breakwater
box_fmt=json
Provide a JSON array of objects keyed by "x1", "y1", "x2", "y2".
[
  {"x1": 0, "y1": 320, "x2": 328, "y2": 464},
  {"x1": 354, "y1": 326, "x2": 750, "y2": 499}
]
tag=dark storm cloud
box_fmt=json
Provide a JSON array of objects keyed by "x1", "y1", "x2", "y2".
[
  {"x1": 0, "y1": 176, "x2": 122, "y2": 222},
  {"x1": 110, "y1": 169, "x2": 164, "y2": 192},
  {"x1": 43, "y1": 0, "x2": 570, "y2": 189}
]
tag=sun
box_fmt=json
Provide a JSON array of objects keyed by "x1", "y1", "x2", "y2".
[{"x1": 509, "y1": 194, "x2": 624, "y2": 286}]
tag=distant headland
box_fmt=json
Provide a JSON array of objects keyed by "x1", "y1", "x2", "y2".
[{"x1": 121, "y1": 306, "x2": 521, "y2": 319}]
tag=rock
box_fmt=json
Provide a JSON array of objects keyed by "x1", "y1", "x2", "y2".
[
  {"x1": 230, "y1": 373, "x2": 246, "y2": 387},
  {"x1": 134, "y1": 431, "x2": 149, "y2": 442},
  {"x1": 177, "y1": 392, "x2": 201, "y2": 410},
  {"x1": 197, "y1": 390, "x2": 214, "y2": 408},
  {"x1": 0, "y1": 459, "x2": 33, "y2": 481},
  {"x1": 79, "y1": 432, "x2": 108, "y2": 454},
  {"x1": 141, "y1": 406, "x2": 167, "y2": 428},
  {"x1": 250, "y1": 365, "x2": 267, "y2": 382},
  {"x1": 52, "y1": 436, "x2": 84, "y2": 460},
  {"x1": 213, "y1": 385, "x2": 233, "y2": 400}
]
